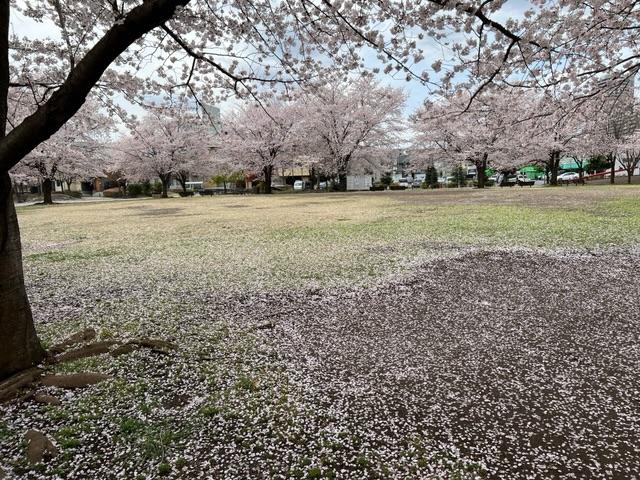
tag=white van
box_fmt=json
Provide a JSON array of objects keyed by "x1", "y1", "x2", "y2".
[{"x1": 293, "y1": 180, "x2": 306, "y2": 191}]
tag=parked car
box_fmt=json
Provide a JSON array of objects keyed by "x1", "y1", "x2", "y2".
[
  {"x1": 398, "y1": 178, "x2": 411, "y2": 188},
  {"x1": 318, "y1": 181, "x2": 328, "y2": 190},
  {"x1": 293, "y1": 180, "x2": 311, "y2": 191},
  {"x1": 558, "y1": 172, "x2": 580, "y2": 181}
]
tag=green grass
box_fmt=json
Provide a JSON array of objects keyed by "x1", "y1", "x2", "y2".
[
  {"x1": 17, "y1": 188, "x2": 640, "y2": 293},
  {"x1": 26, "y1": 248, "x2": 120, "y2": 263}
]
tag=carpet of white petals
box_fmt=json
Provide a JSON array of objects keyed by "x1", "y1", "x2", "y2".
[{"x1": 1, "y1": 189, "x2": 639, "y2": 479}]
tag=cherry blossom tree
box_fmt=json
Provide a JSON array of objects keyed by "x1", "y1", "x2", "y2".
[
  {"x1": 505, "y1": 92, "x2": 589, "y2": 185},
  {"x1": 563, "y1": 107, "x2": 615, "y2": 180},
  {"x1": 615, "y1": 130, "x2": 640, "y2": 184},
  {"x1": 518, "y1": 86, "x2": 640, "y2": 185},
  {"x1": 302, "y1": 77, "x2": 405, "y2": 191},
  {"x1": 10, "y1": 102, "x2": 112, "y2": 203},
  {"x1": 120, "y1": 105, "x2": 213, "y2": 198},
  {"x1": 217, "y1": 101, "x2": 301, "y2": 194},
  {"x1": 411, "y1": 88, "x2": 525, "y2": 188}
]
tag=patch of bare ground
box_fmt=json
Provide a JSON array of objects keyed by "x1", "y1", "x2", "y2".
[{"x1": 262, "y1": 249, "x2": 640, "y2": 478}]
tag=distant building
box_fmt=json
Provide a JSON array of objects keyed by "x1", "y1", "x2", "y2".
[
  {"x1": 346, "y1": 175, "x2": 373, "y2": 191},
  {"x1": 202, "y1": 104, "x2": 222, "y2": 133}
]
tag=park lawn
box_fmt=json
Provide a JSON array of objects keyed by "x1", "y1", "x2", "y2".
[
  {"x1": 1, "y1": 185, "x2": 639, "y2": 479},
  {"x1": 16, "y1": 185, "x2": 640, "y2": 292}
]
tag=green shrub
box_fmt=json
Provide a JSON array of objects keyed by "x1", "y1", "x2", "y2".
[
  {"x1": 151, "y1": 181, "x2": 163, "y2": 195},
  {"x1": 127, "y1": 183, "x2": 144, "y2": 197},
  {"x1": 141, "y1": 181, "x2": 152, "y2": 196},
  {"x1": 380, "y1": 172, "x2": 393, "y2": 187},
  {"x1": 389, "y1": 184, "x2": 407, "y2": 190}
]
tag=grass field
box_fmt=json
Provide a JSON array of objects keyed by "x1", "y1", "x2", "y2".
[{"x1": 2, "y1": 186, "x2": 640, "y2": 479}]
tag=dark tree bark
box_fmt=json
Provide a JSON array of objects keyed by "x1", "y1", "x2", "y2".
[
  {"x1": 42, "y1": 178, "x2": 53, "y2": 204},
  {"x1": 609, "y1": 153, "x2": 616, "y2": 184},
  {"x1": 0, "y1": 1, "x2": 45, "y2": 377},
  {"x1": 159, "y1": 174, "x2": 171, "y2": 198},
  {"x1": 549, "y1": 150, "x2": 561, "y2": 185},
  {"x1": 263, "y1": 165, "x2": 273, "y2": 194},
  {"x1": 621, "y1": 157, "x2": 638, "y2": 184},
  {"x1": 0, "y1": 173, "x2": 45, "y2": 378},
  {"x1": 337, "y1": 173, "x2": 347, "y2": 191},
  {"x1": 336, "y1": 156, "x2": 351, "y2": 192},
  {"x1": 475, "y1": 154, "x2": 487, "y2": 188},
  {"x1": 309, "y1": 166, "x2": 317, "y2": 190},
  {"x1": 176, "y1": 172, "x2": 188, "y2": 194}
]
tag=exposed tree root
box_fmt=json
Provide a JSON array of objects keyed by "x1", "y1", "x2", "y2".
[
  {"x1": 0, "y1": 367, "x2": 42, "y2": 402},
  {"x1": 1, "y1": 329, "x2": 177, "y2": 403},
  {"x1": 53, "y1": 340, "x2": 119, "y2": 364},
  {"x1": 48, "y1": 328, "x2": 97, "y2": 355}
]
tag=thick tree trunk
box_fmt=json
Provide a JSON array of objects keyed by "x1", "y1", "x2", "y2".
[
  {"x1": 336, "y1": 156, "x2": 349, "y2": 192},
  {"x1": 177, "y1": 172, "x2": 189, "y2": 194},
  {"x1": 42, "y1": 178, "x2": 53, "y2": 204},
  {"x1": 628, "y1": 171, "x2": 632, "y2": 184},
  {"x1": 0, "y1": 173, "x2": 45, "y2": 379},
  {"x1": 160, "y1": 175, "x2": 170, "y2": 198},
  {"x1": 610, "y1": 154, "x2": 616, "y2": 184},
  {"x1": 476, "y1": 155, "x2": 487, "y2": 189},
  {"x1": 309, "y1": 166, "x2": 317, "y2": 190},
  {"x1": 549, "y1": 151, "x2": 560, "y2": 186},
  {"x1": 263, "y1": 165, "x2": 273, "y2": 194},
  {"x1": 0, "y1": 0, "x2": 191, "y2": 381}
]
